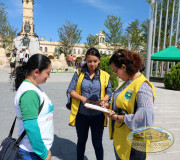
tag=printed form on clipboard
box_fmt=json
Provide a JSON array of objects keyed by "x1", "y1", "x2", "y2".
[{"x1": 84, "y1": 103, "x2": 110, "y2": 113}]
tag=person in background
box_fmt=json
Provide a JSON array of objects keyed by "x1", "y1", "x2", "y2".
[
  {"x1": 68, "y1": 48, "x2": 112, "y2": 160},
  {"x1": 19, "y1": 50, "x2": 24, "y2": 65},
  {"x1": 13, "y1": 47, "x2": 17, "y2": 57},
  {"x1": 68, "y1": 54, "x2": 73, "y2": 66},
  {"x1": 104, "y1": 49, "x2": 155, "y2": 160},
  {"x1": 14, "y1": 54, "x2": 54, "y2": 160},
  {"x1": 9, "y1": 53, "x2": 16, "y2": 73},
  {"x1": 23, "y1": 53, "x2": 29, "y2": 65},
  {"x1": 80, "y1": 60, "x2": 86, "y2": 68},
  {"x1": 25, "y1": 47, "x2": 30, "y2": 58}
]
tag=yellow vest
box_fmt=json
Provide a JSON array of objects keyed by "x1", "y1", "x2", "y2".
[
  {"x1": 109, "y1": 74, "x2": 155, "y2": 160},
  {"x1": 69, "y1": 69, "x2": 110, "y2": 126}
]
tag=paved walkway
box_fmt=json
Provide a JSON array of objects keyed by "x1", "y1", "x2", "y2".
[{"x1": 0, "y1": 70, "x2": 180, "y2": 160}]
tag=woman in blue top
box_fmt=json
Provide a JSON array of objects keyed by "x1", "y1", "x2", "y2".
[{"x1": 68, "y1": 48, "x2": 112, "y2": 160}]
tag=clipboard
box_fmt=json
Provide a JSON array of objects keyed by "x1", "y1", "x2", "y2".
[{"x1": 84, "y1": 103, "x2": 110, "y2": 113}]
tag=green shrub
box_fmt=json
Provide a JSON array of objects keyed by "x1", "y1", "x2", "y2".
[
  {"x1": 100, "y1": 57, "x2": 119, "y2": 90},
  {"x1": 164, "y1": 62, "x2": 180, "y2": 90}
]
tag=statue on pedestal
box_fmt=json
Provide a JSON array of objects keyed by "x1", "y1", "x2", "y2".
[
  {"x1": 20, "y1": 34, "x2": 30, "y2": 46},
  {"x1": 20, "y1": 21, "x2": 31, "y2": 46}
]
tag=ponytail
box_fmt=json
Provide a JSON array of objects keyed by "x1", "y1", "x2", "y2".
[{"x1": 14, "y1": 63, "x2": 27, "y2": 91}]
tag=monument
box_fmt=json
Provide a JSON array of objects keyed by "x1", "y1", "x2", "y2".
[{"x1": 14, "y1": 0, "x2": 39, "y2": 55}]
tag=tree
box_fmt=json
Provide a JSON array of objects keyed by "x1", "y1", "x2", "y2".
[
  {"x1": 146, "y1": 0, "x2": 180, "y2": 52},
  {"x1": 0, "y1": 3, "x2": 17, "y2": 52},
  {"x1": 104, "y1": 15, "x2": 123, "y2": 50},
  {"x1": 84, "y1": 34, "x2": 99, "y2": 49},
  {"x1": 125, "y1": 19, "x2": 145, "y2": 52},
  {"x1": 57, "y1": 20, "x2": 82, "y2": 57}
]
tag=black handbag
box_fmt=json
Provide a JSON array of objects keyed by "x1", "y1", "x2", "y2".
[
  {"x1": 66, "y1": 90, "x2": 72, "y2": 110},
  {"x1": 0, "y1": 101, "x2": 44, "y2": 160},
  {"x1": 66, "y1": 70, "x2": 81, "y2": 110}
]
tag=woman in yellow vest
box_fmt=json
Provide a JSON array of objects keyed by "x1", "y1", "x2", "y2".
[
  {"x1": 104, "y1": 49, "x2": 155, "y2": 160},
  {"x1": 68, "y1": 48, "x2": 112, "y2": 160}
]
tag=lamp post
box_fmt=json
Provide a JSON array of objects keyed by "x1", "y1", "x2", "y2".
[
  {"x1": 128, "y1": 34, "x2": 132, "y2": 50},
  {"x1": 145, "y1": 0, "x2": 155, "y2": 80}
]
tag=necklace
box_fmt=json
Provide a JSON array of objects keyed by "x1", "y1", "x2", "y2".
[{"x1": 26, "y1": 77, "x2": 38, "y2": 87}]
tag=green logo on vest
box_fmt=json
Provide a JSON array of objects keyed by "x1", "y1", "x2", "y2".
[{"x1": 125, "y1": 90, "x2": 133, "y2": 100}]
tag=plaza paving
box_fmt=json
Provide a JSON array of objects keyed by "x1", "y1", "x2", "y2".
[{"x1": 0, "y1": 69, "x2": 180, "y2": 160}]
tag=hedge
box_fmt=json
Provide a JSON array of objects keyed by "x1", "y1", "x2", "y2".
[
  {"x1": 100, "y1": 57, "x2": 119, "y2": 90},
  {"x1": 164, "y1": 62, "x2": 180, "y2": 90}
]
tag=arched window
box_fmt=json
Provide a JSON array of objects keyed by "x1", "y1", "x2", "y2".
[
  {"x1": 45, "y1": 47, "x2": 48, "y2": 52},
  {"x1": 108, "y1": 51, "x2": 111, "y2": 55},
  {"x1": 100, "y1": 50, "x2": 102, "y2": 54},
  {"x1": 54, "y1": 48, "x2": 57, "y2": 53},
  {"x1": 78, "y1": 49, "x2": 80, "y2": 54},
  {"x1": 40, "y1": 47, "x2": 42, "y2": 51}
]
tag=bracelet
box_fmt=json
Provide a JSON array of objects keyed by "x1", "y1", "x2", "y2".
[{"x1": 110, "y1": 113, "x2": 116, "y2": 118}]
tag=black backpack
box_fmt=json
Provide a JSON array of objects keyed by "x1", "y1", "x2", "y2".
[{"x1": 66, "y1": 70, "x2": 81, "y2": 110}]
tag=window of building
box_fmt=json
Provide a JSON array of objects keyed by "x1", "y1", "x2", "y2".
[
  {"x1": 108, "y1": 51, "x2": 111, "y2": 55},
  {"x1": 83, "y1": 49, "x2": 85, "y2": 54},
  {"x1": 78, "y1": 49, "x2": 80, "y2": 54},
  {"x1": 40, "y1": 47, "x2": 42, "y2": 51},
  {"x1": 100, "y1": 50, "x2": 102, "y2": 54},
  {"x1": 54, "y1": 48, "x2": 57, "y2": 53},
  {"x1": 74, "y1": 49, "x2": 76, "y2": 54},
  {"x1": 45, "y1": 47, "x2": 48, "y2": 52},
  {"x1": 104, "y1": 50, "x2": 106, "y2": 54}
]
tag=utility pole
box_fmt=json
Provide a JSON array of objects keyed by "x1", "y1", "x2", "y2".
[
  {"x1": 145, "y1": 0, "x2": 155, "y2": 80},
  {"x1": 128, "y1": 34, "x2": 132, "y2": 50}
]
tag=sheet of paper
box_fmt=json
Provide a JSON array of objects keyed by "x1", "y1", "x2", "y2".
[{"x1": 84, "y1": 103, "x2": 110, "y2": 113}]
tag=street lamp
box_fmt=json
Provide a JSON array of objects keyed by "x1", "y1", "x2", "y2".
[
  {"x1": 128, "y1": 34, "x2": 132, "y2": 50},
  {"x1": 145, "y1": 0, "x2": 155, "y2": 80}
]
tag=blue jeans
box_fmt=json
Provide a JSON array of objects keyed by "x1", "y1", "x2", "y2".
[
  {"x1": 76, "y1": 113, "x2": 104, "y2": 160},
  {"x1": 17, "y1": 147, "x2": 42, "y2": 160}
]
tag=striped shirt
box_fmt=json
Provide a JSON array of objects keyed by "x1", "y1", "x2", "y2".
[{"x1": 113, "y1": 80, "x2": 154, "y2": 130}]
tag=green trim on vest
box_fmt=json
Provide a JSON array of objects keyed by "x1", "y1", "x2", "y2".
[{"x1": 69, "y1": 69, "x2": 110, "y2": 126}]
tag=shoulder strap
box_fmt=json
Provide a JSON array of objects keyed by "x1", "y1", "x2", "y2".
[
  {"x1": 76, "y1": 69, "x2": 81, "y2": 76},
  {"x1": 14, "y1": 100, "x2": 44, "y2": 145},
  {"x1": 8, "y1": 117, "x2": 17, "y2": 138}
]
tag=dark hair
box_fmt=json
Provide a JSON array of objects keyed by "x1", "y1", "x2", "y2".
[
  {"x1": 109, "y1": 49, "x2": 142, "y2": 76},
  {"x1": 85, "y1": 47, "x2": 100, "y2": 59},
  {"x1": 83, "y1": 48, "x2": 100, "y2": 70},
  {"x1": 14, "y1": 54, "x2": 51, "y2": 91}
]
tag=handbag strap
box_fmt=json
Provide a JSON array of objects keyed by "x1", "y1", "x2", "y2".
[
  {"x1": 9, "y1": 100, "x2": 45, "y2": 145},
  {"x1": 8, "y1": 116, "x2": 17, "y2": 138}
]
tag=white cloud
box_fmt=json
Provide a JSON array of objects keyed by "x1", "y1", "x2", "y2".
[{"x1": 77, "y1": 0, "x2": 121, "y2": 12}]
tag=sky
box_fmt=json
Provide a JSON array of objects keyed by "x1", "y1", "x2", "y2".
[{"x1": 2, "y1": 0, "x2": 150, "y2": 43}]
